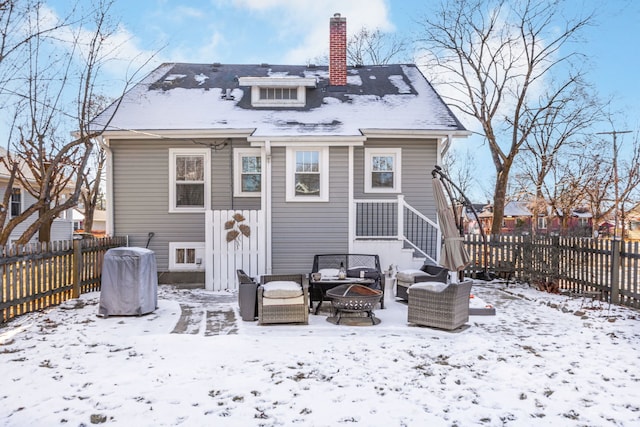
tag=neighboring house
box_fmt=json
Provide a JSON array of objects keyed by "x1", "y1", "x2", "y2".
[
  {"x1": 0, "y1": 148, "x2": 74, "y2": 244},
  {"x1": 478, "y1": 201, "x2": 592, "y2": 236},
  {"x1": 90, "y1": 14, "x2": 469, "y2": 288},
  {"x1": 624, "y1": 203, "x2": 640, "y2": 240},
  {"x1": 73, "y1": 208, "x2": 107, "y2": 236},
  {"x1": 462, "y1": 203, "x2": 486, "y2": 235}
]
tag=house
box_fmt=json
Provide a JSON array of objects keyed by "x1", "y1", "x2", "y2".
[
  {"x1": 90, "y1": 13, "x2": 469, "y2": 288},
  {"x1": 462, "y1": 203, "x2": 486, "y2": 235},
  {"x1": 623, "y1": 203, "x2": 640, "y2": 240},
  {"x1": 0, "y1": 148, "x2": 74, "y2": 244},
  {"x1": 478, "y1": 201, "x2": 593, "y2": 236},
  {"x1": 72, "y1": 208, "x2": 107, "y2": 236},
  {"x1": 477, "y1": 201, "x2": 533, "y2": 235}
]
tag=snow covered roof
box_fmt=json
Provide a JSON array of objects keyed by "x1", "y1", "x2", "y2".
[
  {"x1": 504, "y1": 201, "x2": 533, "y2": 217},
  {"x1": 91, "y1": 63, "x2": 468, "y2": 138}
]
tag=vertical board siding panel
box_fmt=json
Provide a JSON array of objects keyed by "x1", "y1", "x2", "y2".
[
  {"x1": 213, "y1": 210, "x2": 222, "y2": 290},
  {"x1": 209, "y1": 209, "x2": 265, "y2": 290}
]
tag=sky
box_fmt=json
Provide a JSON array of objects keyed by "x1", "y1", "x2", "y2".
[
  {"x1": 1, "y1": 281, "x2": 639, "y2": 426},
  {"x1": 46, "y1": 0, "x2": 640, "y2": 200}
]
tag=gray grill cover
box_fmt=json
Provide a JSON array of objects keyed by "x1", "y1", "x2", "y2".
[{"x1": 99, "y1": 247, "x2": 158, "y2": 316}]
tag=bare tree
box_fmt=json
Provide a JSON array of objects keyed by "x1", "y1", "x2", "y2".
[
  {"x1": 442, "y1": 147, "x2": 477, "y2": 199},
  {"x1": 417, "y1": 0, "x2": 594, "y2": 234},
  {"x1": 542, "y1": 154, "x2": 594, "y2": 235},
  {"x1": 79, "y1": 137, "x2": 106, "y2": 234},
  {"x1": 347, "y1": 26, "x2": 409, "y2": 66},
  {"x1": 515, "y1": 83, "x2": 602, "y2": 235},
  {"x1": 586, "y1": 128, "x2": 640, "y2": 237},
  {"x1": 0, "y1": 0, "x2": 153, "y2": 245}
]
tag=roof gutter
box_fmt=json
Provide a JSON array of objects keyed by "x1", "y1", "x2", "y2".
[
  {"x1": 360, "y1": 129, "x2": 471, "y2": 139},
  {"x1": 97, "y1": 128, "x2": 256, "y2": 140}
]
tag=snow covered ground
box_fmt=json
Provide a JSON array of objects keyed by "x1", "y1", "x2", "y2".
[{"x1": 0, "y1": 280, "x2": 638, "y2": 426}]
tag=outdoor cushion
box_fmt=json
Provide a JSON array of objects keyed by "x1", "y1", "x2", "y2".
[
  {"x1": 396, "y1": 270, "x2": 430, "y2": 282},
  {"x1": 261, "y1": 295, "x2": 305, "y2": 306},
  {"x1": 317, "y1": 268, "x2": 340, "y2": 279},
  {"x1": 409, "y1": 281, "x2": 449, "y2": 293},
  {"x1": 262, "y1": 281, "x2": 303, "y2": 298},
  {"x1": 347, "y1": 267, "x2": 380, "y2": 279},
  {"x1": 398, "y1": 268, "x2": 425, "y2": 275}
]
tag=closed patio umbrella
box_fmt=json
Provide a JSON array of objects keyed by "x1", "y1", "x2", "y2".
[{"x1": 432, "y1": 176, "x2": 471, "y2": 275}]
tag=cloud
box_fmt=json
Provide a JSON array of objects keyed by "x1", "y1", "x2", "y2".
[
  {"x1": 230, "y1": 0, "x2": 394, "y2": 63},
  {"x1": 33, "y1": 4, "x2": 161, "y2": 94}
]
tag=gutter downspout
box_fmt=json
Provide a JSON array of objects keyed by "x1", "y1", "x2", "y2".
[
  {"x1": 439, "y1": 134, "x2": 453, "y2": 161},
  {"x1": 264, "y1": 140, "x2": 272, "y2": 274},
  {"x1": 348, "y1": 145, "x2": 354, "y2": 253}
]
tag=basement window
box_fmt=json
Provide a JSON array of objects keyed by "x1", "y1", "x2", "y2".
[{"x1": 169, "y1": 242, "x2": 204, "y2": 271}]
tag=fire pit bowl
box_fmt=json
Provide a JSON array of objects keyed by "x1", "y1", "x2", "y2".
[{"x1": 326, "y1": 284, "x2": 382, "y2": 325}]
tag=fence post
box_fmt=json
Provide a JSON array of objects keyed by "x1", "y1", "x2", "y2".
[
  {"x1": 610, "y1": 239, "x2": 621, "y2": 304},
  {"x1": 72, "y1": 239, "x2": 82, "y2": 298}
]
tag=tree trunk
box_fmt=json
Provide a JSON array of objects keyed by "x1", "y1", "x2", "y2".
[
  {"x1": 490, "y1": 169, "x2": 510, "y2": 235},
  {"x1": 84, "y1": 204, "x2": 95, "y2": 233},
  {"x1": 38, "y1": 207, "x2": 52, "y2": 243}
]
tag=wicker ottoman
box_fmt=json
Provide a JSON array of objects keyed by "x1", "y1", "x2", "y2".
[
  {"x1": 396, "y1": 270, "x2": 432, "y2": 300},
  {"x1": 407, "y1": 280, "x2": 472, "y2": 330}
]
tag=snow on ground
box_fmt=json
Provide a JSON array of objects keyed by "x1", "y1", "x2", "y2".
[{"x1": 0, "y1": 280, "x2": 638, "y2": 426}]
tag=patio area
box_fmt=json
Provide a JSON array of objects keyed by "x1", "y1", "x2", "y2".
[{"x1": 0, "y1": 280, "x2": 638, "y2": 426}]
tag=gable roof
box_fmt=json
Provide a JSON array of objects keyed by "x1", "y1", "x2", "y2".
[{"x1": 91, "y1": 63, "x2": 468, "y2": 138}]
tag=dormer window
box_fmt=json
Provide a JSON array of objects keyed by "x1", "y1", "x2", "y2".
[
  {"x1": 238, "y1": 76, "x2": 316, "y2": 107},
  {"x1": 259, "y1": 87, "x2": 298, "y2": 101}
]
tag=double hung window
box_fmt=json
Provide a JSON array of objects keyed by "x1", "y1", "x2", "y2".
[
  {"x1": 286, "y1": 147, "x2": 328, "y2": 202},
  {"x1": 364, "y1": 148, "x2": 401, "y2": 193},
  {"x1": 234, "y1": 149, "x2": 262, "y2": 197},
  {"x1": 169, "y1": 148, "x2": 210, "y2": 212},
  {"x1": 10, "y1": 188, "x2": 21, "y2": 217}
]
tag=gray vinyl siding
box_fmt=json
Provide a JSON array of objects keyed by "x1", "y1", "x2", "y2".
[
  {"x1": 355, "y1": 139, "x2": 439, "y2": 221},
  {"x1": 111, "y1": 138, "x2": 259, "y2": 271},
  {"x1": 270, "y1": 146, "x2": 349, "y2": 274}
]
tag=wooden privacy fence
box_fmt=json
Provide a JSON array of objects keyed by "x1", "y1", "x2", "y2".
[
  {"x1": 0, "y1": 236, "x2": 127, "y2": 323},
  {"x1": 464, "y1": 234, "x2": 640, "y2": 308}
]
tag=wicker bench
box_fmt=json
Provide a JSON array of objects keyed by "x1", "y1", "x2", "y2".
[{"x1": 310, "y1": 254, "x2": 385, "y2": 313}]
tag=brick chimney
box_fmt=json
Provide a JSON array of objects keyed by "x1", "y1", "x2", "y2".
[{"x1": 329, "y1": 13, "x2": 347, "y2": 86}]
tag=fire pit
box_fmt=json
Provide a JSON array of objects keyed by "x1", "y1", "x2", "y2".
[{"x1": 326, "y1": 284, "x2": 383, "y2": 325}]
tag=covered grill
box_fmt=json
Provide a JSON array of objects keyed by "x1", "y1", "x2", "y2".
[{"x1": 98, "y1": 247, "x2": 158, "y2": 317}]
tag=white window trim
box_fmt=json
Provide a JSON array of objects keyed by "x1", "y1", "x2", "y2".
[
  {"x1": 286, "y1": 146, "x2": 329, "y2": 202},
  {"x1": 538, "y1": 216, "x2": 547, "y2": 230},
  {"x1": 233, "y1": 148, "x2": 263, "y2": 197},
  {"x1": 169, "y1": 148, "x2": 211, "y2": 213},
  {"x1": 10, "y1": 187, "x2": 22, "y2": 218},
  {"x1": 364, "y1": 148, "x2": 402, "y2": 193},
  {"x1": 169, "y1": 242, "x2": 205, "y2": 271}
]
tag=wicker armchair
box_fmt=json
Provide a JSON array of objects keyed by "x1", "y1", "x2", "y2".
[
  {"x1": 407, "y1": 279, "x2": 472, "y2": 330},
  {"x1": 258, "y1": 274, "x2": 309, "y2": 325},
  {"x1": 396, "y1": 265, "x2": 448, "y2": 301}
]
